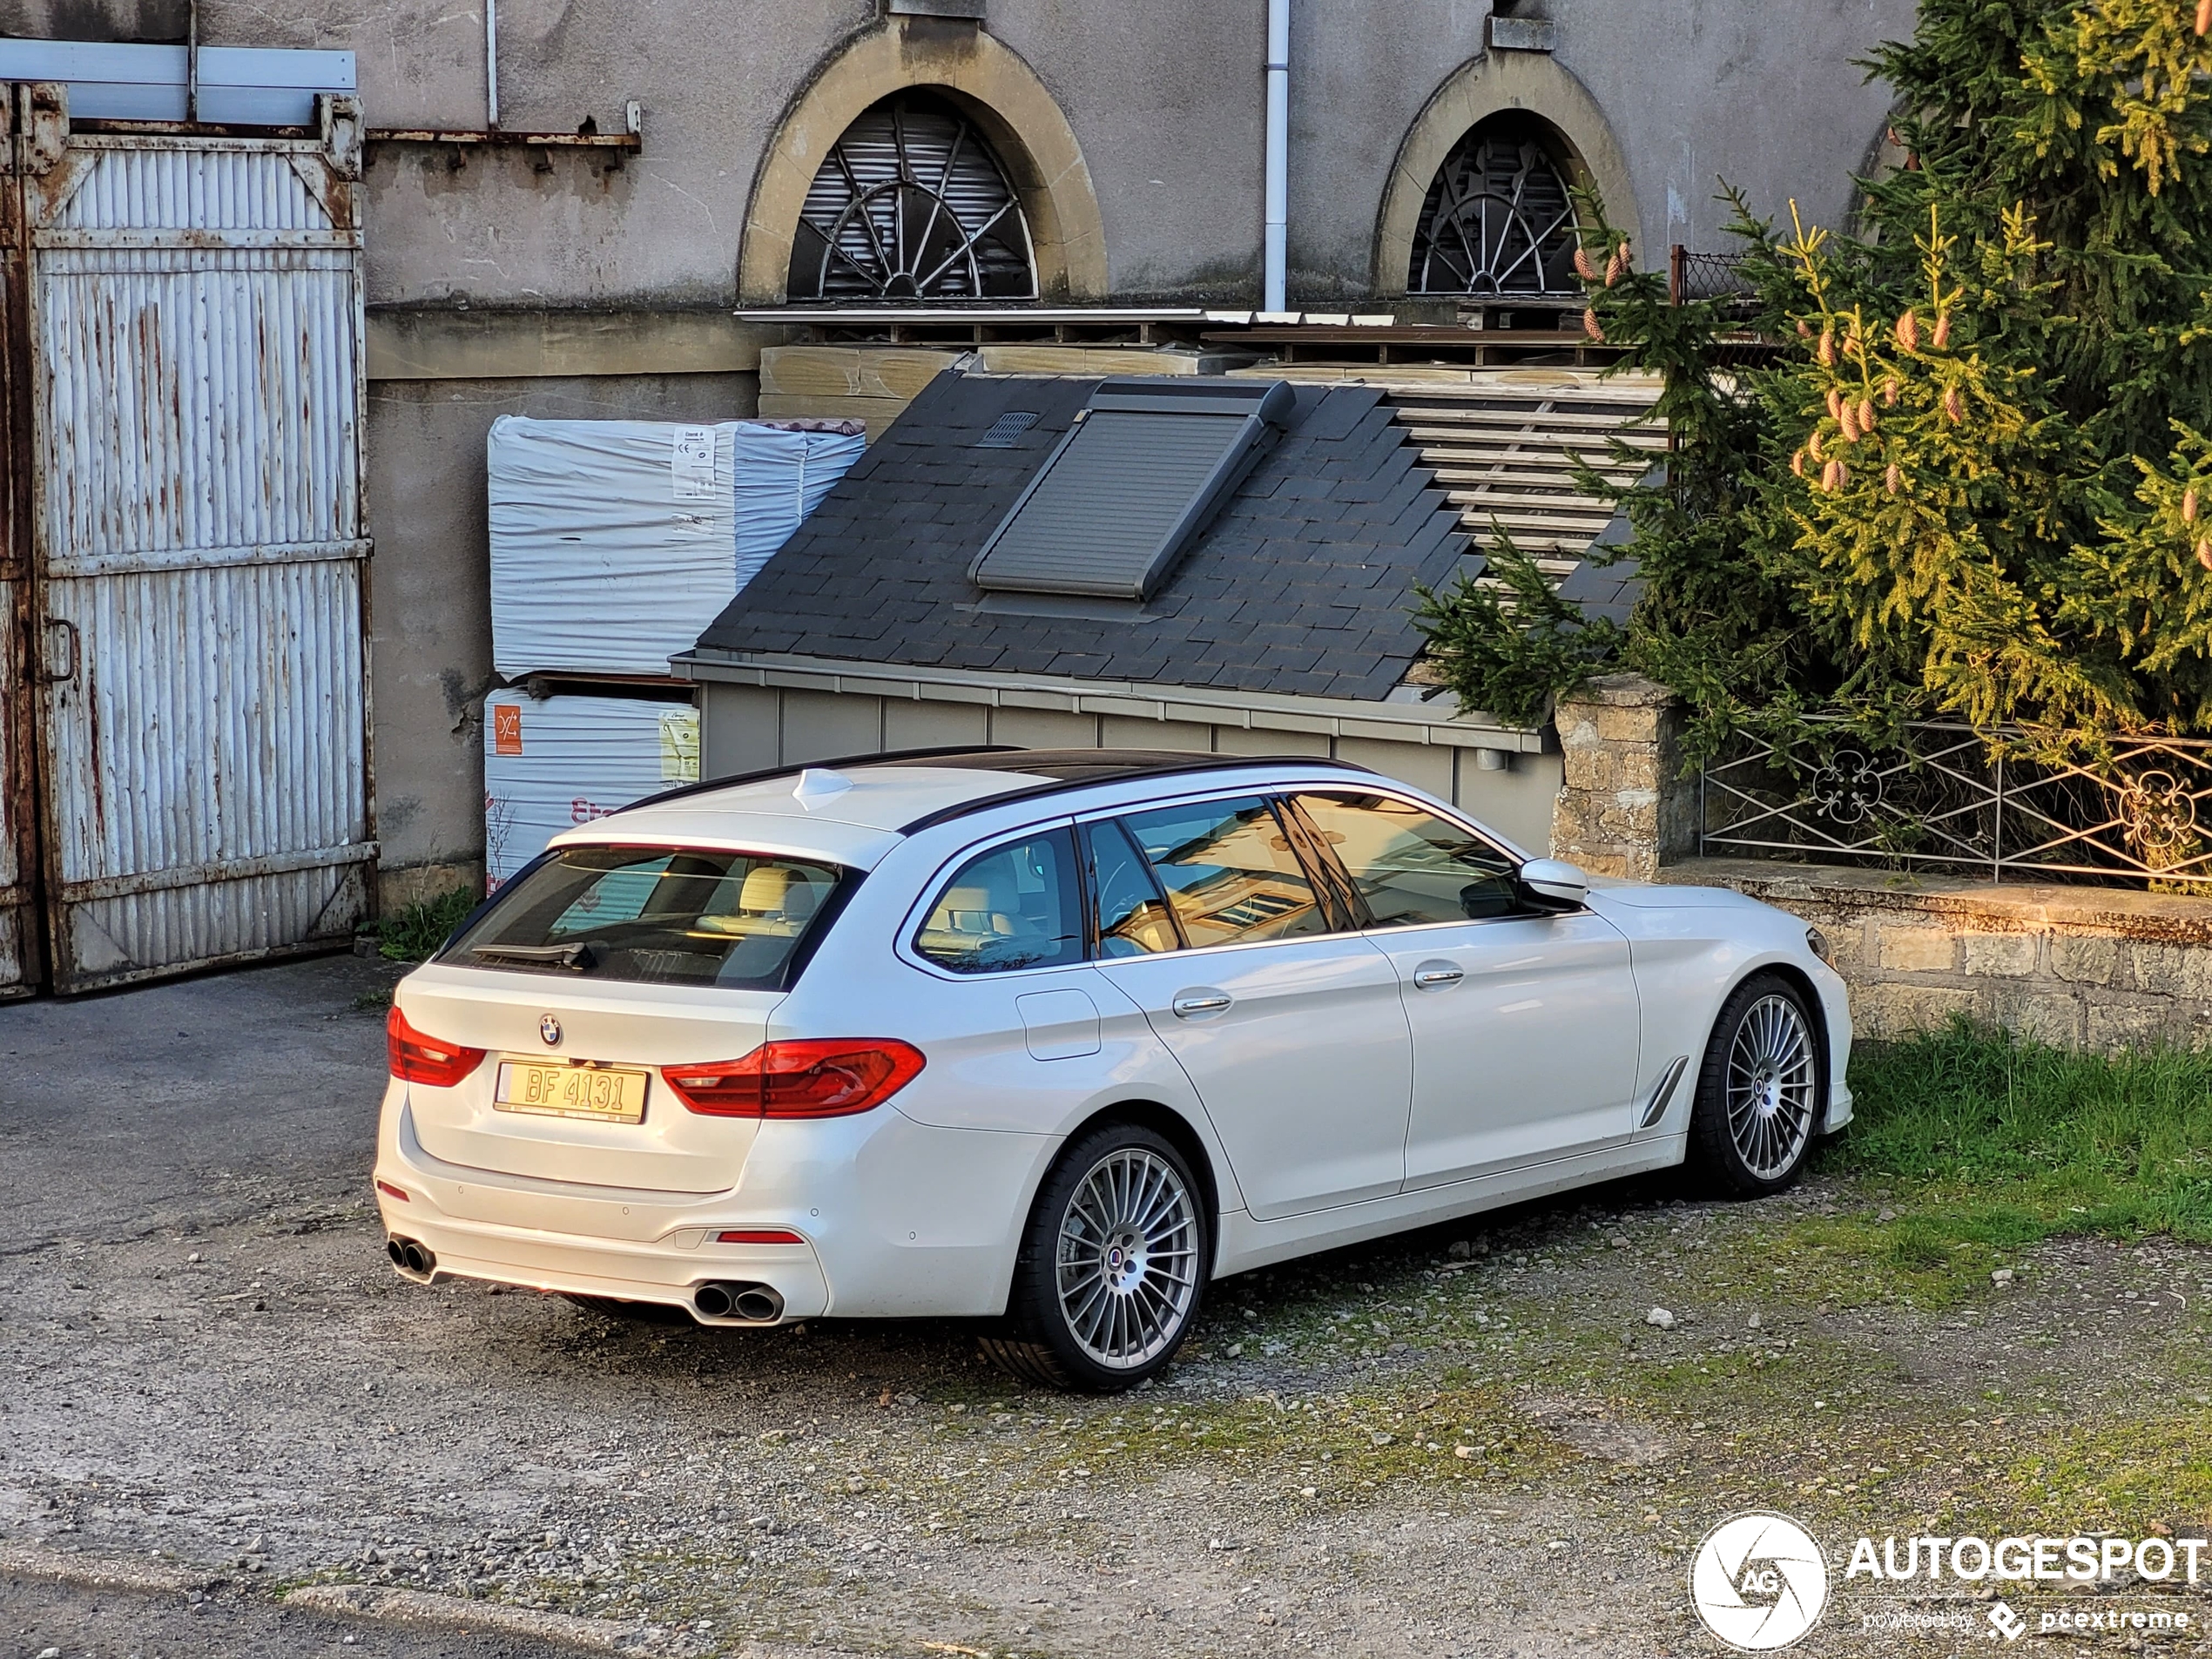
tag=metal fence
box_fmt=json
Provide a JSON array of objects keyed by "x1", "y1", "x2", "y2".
[{"x1": 1699, "y1": 720, "x2": 2212, "y2": 889}]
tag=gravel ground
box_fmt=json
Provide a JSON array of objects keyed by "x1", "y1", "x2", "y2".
[{"x1": 3, "y1": 957, "x2": 2207, "y2": 1657}]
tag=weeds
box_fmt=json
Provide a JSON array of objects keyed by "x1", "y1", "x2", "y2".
[{"x1": 374, "y1": 887, "x2": 480, "y2": 963}]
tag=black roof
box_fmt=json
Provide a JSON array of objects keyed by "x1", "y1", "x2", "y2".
[{"x1": 691, "y1": 371, "x2": 1482, "y2": 702}]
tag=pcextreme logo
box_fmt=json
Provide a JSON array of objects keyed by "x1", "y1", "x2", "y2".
[{"x1": 1689, "y1": 1512, "x2": 1831, "y2": 1652}]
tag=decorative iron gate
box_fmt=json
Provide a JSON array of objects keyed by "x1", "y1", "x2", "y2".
[
  {"x1": 1701, "y1": 720, "x2": 2212, "y2": 889},
  {"x1": 2, "y1": 87, "x2": 374, "y2": 993}
]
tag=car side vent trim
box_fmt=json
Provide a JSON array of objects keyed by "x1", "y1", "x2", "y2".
[
  {"x1": 968, "y1": 377, "x2": 1297, "y2": 602},
  {"x1": 1638, "y1": 1055, "x2": 1689, "y2": 1130}
]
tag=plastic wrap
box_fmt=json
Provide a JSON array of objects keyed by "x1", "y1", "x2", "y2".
[
  {"x1": 489, "y1": 417, "x2": 863, "y2": 678},
  {"x1": 482, "y1": 690, "x2": 700, "y2": 889}
]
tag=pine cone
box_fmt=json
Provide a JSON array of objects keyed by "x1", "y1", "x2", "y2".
[
  {"x1": 1603, "y1": 246, "x2": 1626, "y2": 287},
  {"x1": 1883, "y1": 376, "x2": 1900, "y2": 408},
  {"x1": 1886, "y1": 462, "x2": 1903, "y2": 495},
  {"x1": 1932, "y1": 313, "x2": 1952, "y2": 350},
  {"x1": 1822, "y1": 458, "x2": 1845, "y2": 493},
  {"x1": 2185, "y1": 488, "x2": 2201, "y2": 524},
  {"x1": 1858, "y1": 397, "x2": 1877, "y2": 433},
  {"x1": 1826, "y1": 388, "x2": 1845, "y2": 422},
  {"x1": 2199, "y1": 537, "x2": 2212, "y2": 572},
  {"x1": 1895, "y1": 310, "x2": 1920, "y2": 351},
  {"x1": 1574, "y1": 245, "x2": 1598, "y2": 282},
  {"x1": 1582, "y1": 307, "x2": 1604, "y2": 341},
  {"x1": 1839, "y1": 403, "x2": 1862, "y2": 442},
  {"x1": 1817, "y1": 330, "x2": 1836, "y2": 368},
  {"x1": 1942, "y1": 386, "x2": 1964, "y2": 423},
  {"x1": 2198, "y1": 0, "x2": 2210, "y2": 35},
  {"x1": 1791, "y1": 448, "x2": 1807, "y2": 479},
  {"x1": 1809, "y1": 429, "x2": 1826, "y2": 463},
  {"x1": 1797, "y1": 320, "x2": 1813, "y2": 339}
]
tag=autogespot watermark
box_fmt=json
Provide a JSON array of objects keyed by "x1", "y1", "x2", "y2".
[{"x1": 1688, "y1": 1517, "x2": 2198, "y2": 1651}]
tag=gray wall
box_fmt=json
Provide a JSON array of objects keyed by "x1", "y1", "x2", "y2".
[
  {"x1": 1292, "y1": 0, "x2": 1919, "y2": 296},
  {"x1": 367, "y1": 371, "x2": 755, "y2": 901},
  {"x1": 698, "y1": 681, "x2": 1567, "y2": 857},
  {"x1": 3, "y1": 0, "x2": 1917, "y2": 304}
]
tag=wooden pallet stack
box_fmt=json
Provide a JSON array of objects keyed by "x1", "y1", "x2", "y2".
[{"x1": 1386, "y1": 372, "x2": 1665, "y2": 584}]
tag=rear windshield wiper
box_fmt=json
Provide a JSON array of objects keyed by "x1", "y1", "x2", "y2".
[{"x1": 466, "y1": 941, "x2": 599, "y2": 972}]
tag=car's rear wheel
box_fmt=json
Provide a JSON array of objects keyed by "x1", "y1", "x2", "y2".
[
  {"x1": 980, "y1": 1122, "x2": 1209, "y2": 1392},
  {"x1": 1687, "y1": 973, "x2": 1822, "y2": 1197}
]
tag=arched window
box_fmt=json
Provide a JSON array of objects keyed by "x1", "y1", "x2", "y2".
[
  {"x1": 1408, "y1": 115, "x2": 1581, "y2": 296},
  {"x1": 786, "y1": 91, "x2": 1037, "y2": 302}
]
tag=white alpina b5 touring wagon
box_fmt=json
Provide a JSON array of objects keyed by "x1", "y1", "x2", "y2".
[{"x1": 374, "y1": 747, "x2": 1851, "y2": 1390}]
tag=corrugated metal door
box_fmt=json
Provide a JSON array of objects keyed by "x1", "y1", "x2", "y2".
[{"x1": 10, "y1": 100, "x2": 374, "y2": 992}]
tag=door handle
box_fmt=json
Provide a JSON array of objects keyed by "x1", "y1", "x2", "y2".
[
  {"x1": 39, "y1": 616, "x2": 78, "y2": 684},
  {"x1": 1412, "y1": 964, "x2": 1466, "y2": 990},
  {"x1": 1170, "y1": 991, "x2": 1231, "y2": 1018}
]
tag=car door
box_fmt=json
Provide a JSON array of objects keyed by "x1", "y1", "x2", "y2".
[
  {"x1": 1082, "y1": 795, "x2": 1412, "y2": 1221},
  {"x1": 1287, "y1": 791, "x2": 1641, "y2": 1190}
]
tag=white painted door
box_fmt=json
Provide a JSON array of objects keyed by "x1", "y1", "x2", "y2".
[{"x1": 17, "y1": 107, "x2": 374, "y2": 992}]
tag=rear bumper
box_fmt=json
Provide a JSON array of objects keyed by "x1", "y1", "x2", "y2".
[{"x1": 372, "y1": 1086, "x2": 1055, "y2": 1322}]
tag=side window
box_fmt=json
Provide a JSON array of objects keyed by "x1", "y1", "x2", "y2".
[
  {"x1": 1120, "y1": 796, "x2": 1328, "y2": 948},
  {"x1": 1291, "y1": 792, "x2": 1521, "y2": 926},
  {"x1": 914, "y1": 828, "x2": 1084, "y2": 974},
  {"x1": 1083, "y1": 819, "x2": 1182, "y2": 958}
]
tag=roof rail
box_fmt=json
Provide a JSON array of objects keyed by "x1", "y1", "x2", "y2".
[
  {"x1": 625, "y1": 744, "x2": 1022, "y2": 812},
  {"x1": 894, "y1": 752, "x2": 1376, "y2": 834}
]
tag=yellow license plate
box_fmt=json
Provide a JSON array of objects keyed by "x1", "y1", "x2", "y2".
[{"x1": 495, "y1": 1060, "x2": 650, "y2": 1123}]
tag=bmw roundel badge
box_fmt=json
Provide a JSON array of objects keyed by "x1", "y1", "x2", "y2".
[{"x1": 539, "y1": 1014, "x2": 563, "y2": 1047}]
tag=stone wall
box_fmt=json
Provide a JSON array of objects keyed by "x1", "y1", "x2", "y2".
[
  {"x1": 1549, "y1": 674, "x2": 1696, "y2": 880},
  {"x1": 1554, "y1": 672, "x2": 2212, "y2": 1051},
  {"x1": 1662, "y1": 859, "x2": 2212, "y2": 1052}
]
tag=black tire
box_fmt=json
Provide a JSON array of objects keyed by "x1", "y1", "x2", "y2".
[
  {"x1": 979, "y1": 1121, "x2": 1211, "y2": 1393},
  {"x1": 561, "y1": 1293, "x2": 695, "y2": 1325},
  {"x1": 1686, "y1": 972, "x2": 1824, "y2": 1197}
]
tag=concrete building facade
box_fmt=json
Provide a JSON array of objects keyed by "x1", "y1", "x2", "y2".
[{"x1": 1, "y1": 0, "x2": 1917, "y2": 903}]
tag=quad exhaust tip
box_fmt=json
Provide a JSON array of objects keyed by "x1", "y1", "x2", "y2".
[
  {"x1": 694, "y1": 1281, "x2": 785, "y2": 1323},
  {"x1": 386, "y1": 1236, "x2": 436, "y2": 1278}
]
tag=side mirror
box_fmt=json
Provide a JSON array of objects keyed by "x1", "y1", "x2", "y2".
[{"x1": 1516, "y1": 858, "x2": 1589, "y2": 909}]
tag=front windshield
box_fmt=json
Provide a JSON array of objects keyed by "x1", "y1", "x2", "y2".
[{"x1": 445, "y1": 846, "x2": 848, "y2": 988}]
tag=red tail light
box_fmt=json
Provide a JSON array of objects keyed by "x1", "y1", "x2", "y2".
[
  {"x1": 717, "y1": 1228, "x2": 806, "y2": 1244},
  {"x1": 664, "y1": 1040, "x2": 926, "y2": 1119},
  {"x1": 387, "y1": 1005, "x2": 487, "y2": 1089}
]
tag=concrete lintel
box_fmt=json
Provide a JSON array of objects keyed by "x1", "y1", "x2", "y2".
[{"x1": 367, "y1": 307, "x2": 789, "y2": 381}]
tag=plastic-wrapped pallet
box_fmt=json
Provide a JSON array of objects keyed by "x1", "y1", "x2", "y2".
[
  {"x1": 482, "y1": 691, "x2": 701, "y2": 890},
  {"x1": 488, "y1": 417, "x2": 864, "y2": 679}
]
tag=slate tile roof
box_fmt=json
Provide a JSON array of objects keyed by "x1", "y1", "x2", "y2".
[{"x1": 692, "y1": 370, "x2": 1482, "y2": 702}]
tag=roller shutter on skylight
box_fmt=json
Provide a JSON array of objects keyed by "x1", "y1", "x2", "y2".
[{"x1": 968, "y1": 379, "x2": 1296, "y2": 601}]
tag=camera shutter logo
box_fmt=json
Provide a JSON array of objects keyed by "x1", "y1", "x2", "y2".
[{"x1": 1689, "y1": 1512, "x2": 1830, "y2": 1651}]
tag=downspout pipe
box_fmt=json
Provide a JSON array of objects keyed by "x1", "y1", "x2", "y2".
[
  {"x1": 1263, "y1": 0, "x2": 1288, "y2": 313},
  {"x1": 485, "y1": 0, "x2": 501, "y2": 129}
]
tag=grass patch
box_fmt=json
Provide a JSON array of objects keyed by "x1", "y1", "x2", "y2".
[
  {"x1": 374, "y1": 887, "x2": 480, "y2": 963},
  {"x1": 1821, "y1": 1018, "x2": 2212, "y2": 1245}
]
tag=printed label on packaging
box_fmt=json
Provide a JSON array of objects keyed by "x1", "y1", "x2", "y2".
[
  {"x1": 659, "y1": 709, "x2": 701, "y2": 782},
  {"x1": 492, "y1": 702, "x2": 523, "y2": 756},
  {"x1": 671, "y1": 427, "x2": 717, "y2": 502}
]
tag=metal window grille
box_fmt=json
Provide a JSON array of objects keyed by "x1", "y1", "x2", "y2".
[
  {"x1": 1700, "y1": 720, "x2": 2212, "y2": 889},
  {"x1": 1408, "y1": 115, "x2": 1580, "y2": 297},
  {"x1": 786, "y1": 91, "x2": 1036, "y2": 302}
]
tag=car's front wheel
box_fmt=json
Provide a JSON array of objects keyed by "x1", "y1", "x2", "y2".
[
  {"x1": 981, "y1": 1122, "x2": 1209, "y2": 1392},
  {"x1": 1687, "y1": 973, "x2": 1824, "y2": 1197}
]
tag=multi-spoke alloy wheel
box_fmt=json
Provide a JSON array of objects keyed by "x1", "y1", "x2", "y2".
[
  {"x1": 1689, "y1": 974, "x2": 1824, "y2": 1197},
  {"x1": 982, "y1": 1123, "x2": 1209, "y2": 1392},
  {"x1": 1724, "y1": 993, "x2": 1817, "y2": 1182},
  {"x1": 1055, "y1": 1147, "x2": 1199, "y2": 1371}
]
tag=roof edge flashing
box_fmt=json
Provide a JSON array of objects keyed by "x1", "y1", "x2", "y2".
[{"x1": 968, "y1": 378, "x2": 1296, "y2": 603}]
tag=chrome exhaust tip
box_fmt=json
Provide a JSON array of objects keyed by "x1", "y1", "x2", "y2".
[
  {"x1": 694, "y1": 1281, "x2": 784, "y2": 1323},
  {"x1": 387, "y1": 1237, "x2": 435, "y2": 1279}
]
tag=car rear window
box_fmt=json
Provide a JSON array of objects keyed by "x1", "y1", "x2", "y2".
[{"x1": 445, "y1": 846, "x2": 848, "y2": 988}]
